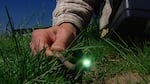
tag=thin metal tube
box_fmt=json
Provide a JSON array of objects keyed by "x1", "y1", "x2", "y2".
[{"x1": 54, "y1": 52, "x2": 76, "y2": 70}]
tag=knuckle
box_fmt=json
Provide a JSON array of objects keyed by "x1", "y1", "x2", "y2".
[{"x1": 32, "y1": 29, "x2": 40, "y2": 36}]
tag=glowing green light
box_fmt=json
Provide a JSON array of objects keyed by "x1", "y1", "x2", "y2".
[{"x1": 82, "y1": 58, "x2": 91, "y2": 68}]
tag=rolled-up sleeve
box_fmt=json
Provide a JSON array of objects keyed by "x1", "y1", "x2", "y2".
[{"x1": 52, "y1": 0, "x2": 96, "y2": 31}]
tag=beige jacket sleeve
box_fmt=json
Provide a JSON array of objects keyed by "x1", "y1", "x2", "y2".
[{"x1": 52, "y1": 0, "x2": 97, "y2": 31}]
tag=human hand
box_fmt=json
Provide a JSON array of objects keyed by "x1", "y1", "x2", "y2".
[{"x1": 30, "y1": 23, "x2": 77, "y2": 56}]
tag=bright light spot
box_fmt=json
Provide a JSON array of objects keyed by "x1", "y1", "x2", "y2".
[{"x1": 82, "y1": 58, "x2": 91, "y2": 68}]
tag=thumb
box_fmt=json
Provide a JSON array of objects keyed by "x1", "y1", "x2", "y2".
[
  {"x1": 51, "y1": 27, "x2": 76, "y2": 52},
  {"x1": 45, "y1": 47, "x2": 54, "y2": 56}
]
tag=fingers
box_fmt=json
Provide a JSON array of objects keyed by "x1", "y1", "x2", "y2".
[
  {"x1": 30, "y1": 28, "x2": 55, "y2": 56},
  {"x1": 45, "y1": 47, "x2": 54, "y2": 56},
  {"x1": 30, "y1": 41, "x2": 51, "y2": 55}
]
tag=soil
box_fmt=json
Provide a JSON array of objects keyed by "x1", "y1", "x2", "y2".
[{"x1": 104, "y1": 71, "x2": 150, "y2": 84}]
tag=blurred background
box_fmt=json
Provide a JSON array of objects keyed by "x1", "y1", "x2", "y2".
[{"x1": 0, "y1": 0, "x2": 56, "y2": 33}]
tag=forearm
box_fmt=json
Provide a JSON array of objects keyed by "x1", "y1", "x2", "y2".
[{"x1": 52, "y1": 0, "x2": 97, "y2": 31}]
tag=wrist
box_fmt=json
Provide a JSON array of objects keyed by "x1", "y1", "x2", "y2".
[{"x1": 60, "y1": 23, "x2": 78, "y2": 35}]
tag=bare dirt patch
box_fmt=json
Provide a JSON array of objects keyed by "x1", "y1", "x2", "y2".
[{"x1": 105, "y1": 71, "x2": 150, "y2": 84}]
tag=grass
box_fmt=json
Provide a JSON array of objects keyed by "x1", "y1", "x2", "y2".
[{"x1": 0, "y1": 7, "x2": 150, "y2": 84}]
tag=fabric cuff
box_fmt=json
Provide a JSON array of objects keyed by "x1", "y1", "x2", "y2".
[{"x1": 53, "y1": 14, "x2": 84, "y2": 31}]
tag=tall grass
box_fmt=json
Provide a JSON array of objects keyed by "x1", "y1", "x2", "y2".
[
  {"x1": 0, "y1": 7, "x2": 67, "y2": 84},
  {"x1": 0, "y1": 7, "x2": 150, "y2": 84}
]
